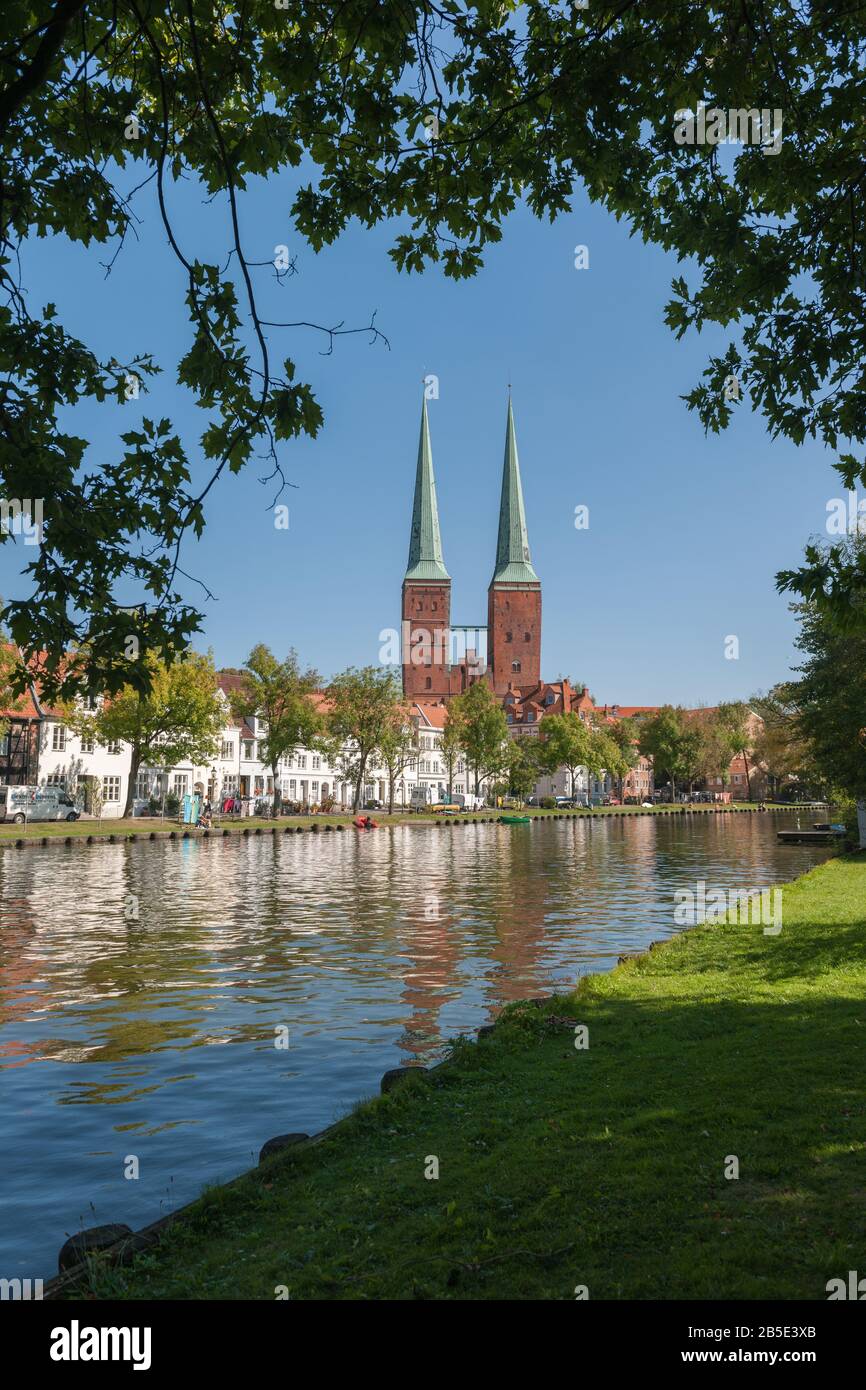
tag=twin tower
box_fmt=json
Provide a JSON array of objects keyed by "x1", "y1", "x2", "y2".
[{"x1": 401, "y1": 395, "x2": 542, "y2": 701}]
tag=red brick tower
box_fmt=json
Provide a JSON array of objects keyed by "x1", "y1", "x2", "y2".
[
  {"x1": 402, "y1": 397, "x2": 452, "y2": 699},
  {"x1": 487, "y1": 399, "x2": 541, "y2": 693}
]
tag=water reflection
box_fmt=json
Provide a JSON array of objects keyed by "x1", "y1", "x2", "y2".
[{"x1": 0, "y1": 815, "x2": 830, "y2": 1277}]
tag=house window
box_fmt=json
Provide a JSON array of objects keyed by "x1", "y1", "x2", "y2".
[
  {"x1": 223, "y1": 775, "x2": 238, "y2": 794},
  {"x1": 289, "y1": 779, "x2": 297, "y2": 796},
  {"x1": 46, "y1": 772, "x2": 65, "y2": 786},
  {"x1": 526, "y1": 712, "x2": 535, "y2": 723},
  {"x1": 51, "y1": 725, "x2": 66, "y2": 751},
  {"x1": 80, "y1": 732, "x2": 95, "y2": 754},
  {"x1": 254, "y1": 776, "x2": 264, "y2": 794},
  {"x1": 103, "y1": 776, "x2": 121, "y2": 802},
  {"x1": 455, "y1": 783, "x2": 463, "y2": 794},
  {"x1": 312, "y1": 755, "x2": 320, "y2": 770},
  {"x1": 221, "y1": 740, "x2": 233, "y2": 760},
  {"x1": 311, "y1": 780, "x2": 319, "y2": 796},
  {"x1": 0, "y1": 731, "x2": 9, "y2": 757},
  {"x1": 106, "y1": 740, "x2": 122, "y2": 755},
  {"x1": 297, "y1": 754, "x2": 307, "y2": 770},
  {"x1": 173, "y1": 774, "x2": 188, "y2": 796},
  {"x1": 242, "y1": 741, "x2": 254, "y2": 760}
]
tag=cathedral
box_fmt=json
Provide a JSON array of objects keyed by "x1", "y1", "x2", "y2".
[{"x1": 401, "y1": 395, "x2": 543, "y2": 701}]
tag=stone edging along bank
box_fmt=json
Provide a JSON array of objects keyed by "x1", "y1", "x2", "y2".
[
  {"x1": 39, "y1": 990, "x2": 572, "y2": 1299},
  {"x1": 23, "y1": 811, "x2": 828, "y2": 1295},
  {"x1": 37, "y1": 824, "x2": 844, "y2": 1300},
  {"x1": 0, "y1": 805, "x2": 807, "y2": 854}
]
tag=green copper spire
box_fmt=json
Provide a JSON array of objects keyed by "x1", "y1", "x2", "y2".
[
  {"x1": 405, "y1": 395, "x2": 450, "y2": 582},
  {"x1": 491, "y1": 397, "x2": 539, "y2": 584}
]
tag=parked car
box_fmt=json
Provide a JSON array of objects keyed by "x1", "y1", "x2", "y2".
[
  {"x1": 0, "y1": 785, "x2": 80, "y2": 823},
  {"x1": 363, "y1": 799, "x2": 383, "y2": 810}
]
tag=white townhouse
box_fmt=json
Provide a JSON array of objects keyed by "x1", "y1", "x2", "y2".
[{"x1": 31, "y1": 680, "x2": 473, "y2": 817}]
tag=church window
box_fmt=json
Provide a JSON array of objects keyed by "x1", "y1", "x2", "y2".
[
  {"x1": 524, "y1": 631, "x2": 531, "y2": 642},
  {"x1": 505, "y1": 631, "x2": 512, "y2": 642},
  {"x1": 425, "y1": 677, "x2": 432, "y2": 690},
  {"x1": 512, "y1": 661, "x2": 521, "y2": 673}
]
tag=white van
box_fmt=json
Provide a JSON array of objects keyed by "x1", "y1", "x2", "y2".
[{"x1": 0, "y1": 785, "x2": 80, "y2": 824}]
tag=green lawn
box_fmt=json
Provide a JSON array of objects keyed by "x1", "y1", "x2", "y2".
[
  {"x1": 1, "y1": 801, "x2": 786, "y2": 842},
  {"x1": 59, "y1": 853, "x2": 866, "y2": 1301}
]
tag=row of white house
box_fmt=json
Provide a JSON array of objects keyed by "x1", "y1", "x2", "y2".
[
  {"x1": 29, "y1": 691, "x2": 622, "y2": 818},
  {"x1": 30, "y1": 688, "x2": 514, "y2": 817}
]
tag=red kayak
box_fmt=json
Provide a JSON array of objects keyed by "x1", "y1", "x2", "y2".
[{"x1": 353, "y1": 816, "x2": 378, "y2": 830}]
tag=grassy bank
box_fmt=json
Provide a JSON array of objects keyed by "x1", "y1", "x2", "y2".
[
  {"x1": 0, "y1": 801, "x2": 794, "y2": 842},
  {"x1": 60, "y1": 853, "x2": 866, "y2": 1301}
]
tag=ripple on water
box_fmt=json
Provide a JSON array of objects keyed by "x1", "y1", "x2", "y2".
[{"x1": 0, "y1": 814, "x2": 832, "y2": 1277}]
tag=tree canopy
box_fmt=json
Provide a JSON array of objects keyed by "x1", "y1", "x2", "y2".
[
  {"x1": 3, "y1": 1, "x2": 864, "y2": 699},
  {"x1": 229, "y1": 645, "x2": 321, "y2": 815},
  {"x1": 65, "y1": 646, "x2": 222, "y2": 815}
]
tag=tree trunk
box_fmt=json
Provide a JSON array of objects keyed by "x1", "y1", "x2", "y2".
[
  {"x1": 123, "y1": 747, "x2": 141, "y2": 819},
  {"x1": 742, "y1": 750, "x2": 752, "y2": 800},
  {"x1": 272, "y1": 761, "x2": 281, "y2": 817},
  {"x1": 388, "y1": 771, "x2": 396, "y2": 815},
  {"x1": 353, "y1": 754, "x2": 367, "y2": 812}
]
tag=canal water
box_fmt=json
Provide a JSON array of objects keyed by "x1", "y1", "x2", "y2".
[{"x1": 0, "y1": 813, "x2": 832, "y2": 1280}]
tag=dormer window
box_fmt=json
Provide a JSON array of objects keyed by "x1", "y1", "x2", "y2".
[
  {"x1": 545, "y1": 693, "x2": 555, "y2": 706},
  {"x1": 526, "y1": 712, "x2": 535, "y2": 723}
]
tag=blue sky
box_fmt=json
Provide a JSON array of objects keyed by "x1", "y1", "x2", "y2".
[{"x1": 4, "y1": 165, "x2": 842, "y2": 705}]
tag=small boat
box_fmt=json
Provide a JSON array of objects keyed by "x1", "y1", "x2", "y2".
[
  {"x1": 500, "y1": 814, "x2": 531, "y2": 825},
  {"x1": 353, "y1": 816, "x2": 378, "y2": 830}
]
